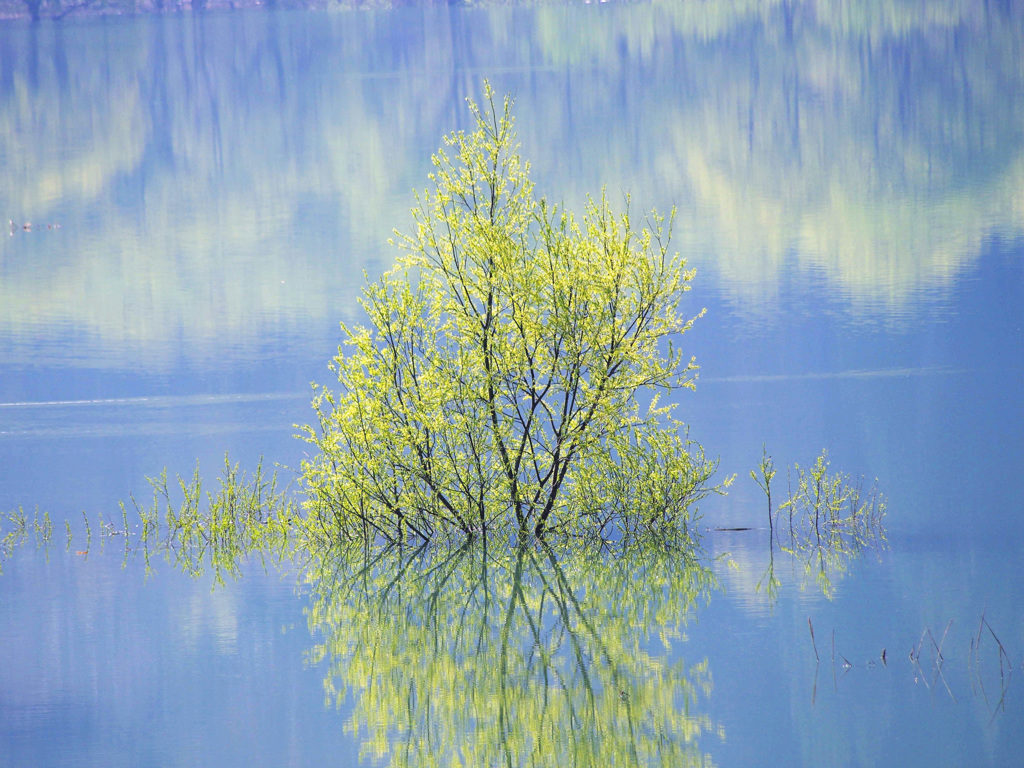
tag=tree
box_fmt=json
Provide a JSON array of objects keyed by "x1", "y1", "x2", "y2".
[{"x1": 300, "y1": 83, "x2": 718, "y2": 545}]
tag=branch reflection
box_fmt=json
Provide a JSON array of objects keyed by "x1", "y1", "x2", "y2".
[{"x1": 303, "y1": 539, "x2": 719, "y2": 767}]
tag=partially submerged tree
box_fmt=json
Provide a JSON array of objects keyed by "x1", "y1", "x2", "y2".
[{"x1": 301, "y1": 83, "x2": 719, "y2": 544}]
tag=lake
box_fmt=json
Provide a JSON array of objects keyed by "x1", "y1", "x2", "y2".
[{"x1": 2, "y1": 2, "x2": 1023, "y2": 765}]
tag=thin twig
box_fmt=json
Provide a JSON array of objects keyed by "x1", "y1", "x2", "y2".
[{"x1": 831, "y1": 630, "x2": 837, "y2": 691}]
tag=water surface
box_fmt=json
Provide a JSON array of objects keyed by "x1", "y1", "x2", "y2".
[{"x1": 2, "y1": 3, "x2": 1023, "y2": 766}]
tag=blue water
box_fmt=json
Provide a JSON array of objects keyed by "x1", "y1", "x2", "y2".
[{"x1": 2, "y1": 3, "x2": 1023, "y2": 766}]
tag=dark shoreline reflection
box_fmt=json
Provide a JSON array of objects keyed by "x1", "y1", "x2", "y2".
[{"x1": 302, "y1": 539, "x2": 719, "y2": 767}]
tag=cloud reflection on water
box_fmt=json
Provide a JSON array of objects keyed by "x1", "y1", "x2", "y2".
[{"x1": 1, "y1": 2, "x2": 1022, "y2": 368}]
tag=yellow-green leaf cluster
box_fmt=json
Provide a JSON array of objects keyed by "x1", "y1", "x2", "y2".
[{"x1": 301, "y1": 84, "x2": 718, "y2": 544}]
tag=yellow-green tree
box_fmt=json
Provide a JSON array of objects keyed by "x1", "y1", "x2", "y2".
[{"x1": 301, "y1": 84, "x2": 717, "y2": 544}]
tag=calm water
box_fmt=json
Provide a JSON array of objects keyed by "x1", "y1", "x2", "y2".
[{"x1": 2, "y1": 3, "x2": 1023, "y2": 766}]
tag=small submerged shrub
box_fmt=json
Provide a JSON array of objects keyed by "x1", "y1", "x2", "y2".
[
  {"x1": 778, "y1": 449, "x2": 886, "y2": 550},
  {"x1": 753, "y1": 448, "x2": 887, "y2": 601},
  {"x1": 33, "y1": 456, "x2": 302, "y2": 583},
  {"x1": 129, "y1": 455, "x2": 298, "y2": 581},
  {"x1": 0, "y1": 506, "x2": 55, "y2": 574},
  {"x1": 300, "y1": 83, "x2": 720, "y2": 546}
]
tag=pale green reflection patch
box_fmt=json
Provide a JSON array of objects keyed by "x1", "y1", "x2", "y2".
[{"x1": 304, "y1": 541, "x2": 720, "y2": 767}]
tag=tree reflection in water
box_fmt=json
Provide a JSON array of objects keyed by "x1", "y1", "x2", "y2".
[{"x1": 302, "y1": 539, "x2": 719, "y2": 767}]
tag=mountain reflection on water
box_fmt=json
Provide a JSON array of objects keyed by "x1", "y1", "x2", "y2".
[{"x1": 2, "y1": 0, "x2": 1022, "y2": 369}]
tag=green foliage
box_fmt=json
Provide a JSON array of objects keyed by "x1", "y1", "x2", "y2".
[
  {"x1": 127, "y1": 456, "x2": 296, "y2": 582},
  {"x1": 750, "y1": 444, "x2": 776, "y2": 532},
  {"x1": 753, "y1": 449, "x2": 887, "y2": 602},
  {"x1": 10, "y1": 456, "x2": 301, "y2": 583},
  {"x1": 779, "y1": 450, "x2": 887, "y2": 549},
  {"x1": 0, "y1": 506, "x2": 55, "y2": 574},
  {"x1": 301, "y1": 84, "x2": 717, "y2": 545}
]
